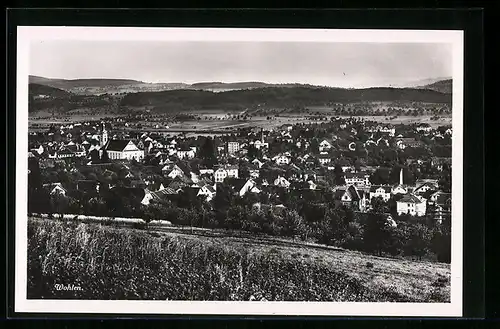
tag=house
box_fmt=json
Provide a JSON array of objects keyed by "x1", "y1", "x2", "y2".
[
  {"x1": 214, "y1": 168, "x2": 228, "y2": 183},
  {"x1": 252, "y1": 158, "x2": 265, "y2": 168},
  {"x1": 227, "y1": 141, "x2": 240, "y2": 155},
  {"x1": 162, "y1": 164, "x2": 185, "y2": 179},
  {"x1": 197, "y1": 184, "x2": 216, "y2": 201},
  {"x1": 273, "y1": 154, "x2": 290, "y2": 165},
  {"x1": 369, "y1": 185, "x2": 392, "y2": 202},
  {"x1": 395, "y1": 138, "x2": 423, "y2": 150},
  {"x1": 429, "y1": 192, "x2": 451, "y2": 221},
  {"x1": 199, "y1": 168, "x2": 215, "y2": 175},
  {"x1": 43, "y1": 183, "x2": 67, "y2": 196},
  {"x1": 104, "y1": 140, "x2": 144, "y2": 161},
  {"x1": 344, "y1": 172, "x2": 371, "y2": 187},
  {"x1": 396, "y1": 193, "x2": 427, "y2": 216},
  {"x1": 274, "y1": 176, "x2": 291, "y2": 188},
  {"x1": 416, "y1": 123, "x2": 432, "y2": 133},
  {"x1": 318, "y1": 154, "x2": 331, "y2": 166},
  {"x1": 413, "y1": 179, "x2": 439, "y2": 195},
  {"x1": 431, "y1": 157, "x2": 452, "y2": 171},
  {"x1": 307, "y1": 180, "x2": 317, "y2": 190},
  {"x1": 334, "y1": 185, "x2": 368, "y2": 211},
  {"x1": 141, "y1": 189, "x2": 155, "y2": 205},
  {"x1": 319, "y1": 140, "x2": 332, "y2": 152},
  {"x1": 225, "y1": 165, "x2": 239, "y2": 179},
  {"x1": 253, "y1": 139, "x2": 269, "y2": 149},
  {"x1": 429, "y1": 191, "x2": 451, "y2": 205},
  {"x1": 249, "y1": 167, "x2": 260, "y2": 179},
  {"x1": 239, "y1": 179, "x2": 261, "y2": 197},
  {"x1": 56, "y1": 148, "x2": 75, "y2": 159},
  {"x1": 176, "y1": 148, "x2": 196, "y2": 160}
]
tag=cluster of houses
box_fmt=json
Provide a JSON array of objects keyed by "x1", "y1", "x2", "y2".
[{"x1": 32, "y1": 118, "x2": 452, "y2": 222}]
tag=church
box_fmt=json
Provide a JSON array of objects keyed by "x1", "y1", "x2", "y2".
[{"x1": 98, "y1": 124, "x2": 144, "y2": 161}]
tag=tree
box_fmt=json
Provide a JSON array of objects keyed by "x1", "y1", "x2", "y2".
[
  {"x1": 247, "y1": 144, "x2": 260, "y2": 159},
  {"x1": 89, "y1": 149, "x2": 100, "y2": 163},
  {"x1": 50, "y1": 192, "x2": 69, "y2": 218},
  {"x1": 214, "y1": 182, "x2": 232, "y2": 212},
  {"x1": 199, "y1": 137, "x2": 217, "y2": 167},
  {"x1": 403, "y1": 222, "x2": 432, "y2": 260},
  {"x1": 363, "y1": 211, "x2": 392, "y2": 256},
  {"x1": 333, "y1": 164, "x2": 345, "y2": 185},
  {"x1": 431, "y1": 218, "x2": 451, "y2": 263},
  {"x1": 100, "y1": 149, "x2": 110, "y2": 163},
  {"x1": 370, "y1": 167, "x2": 391, "y2": 185}
]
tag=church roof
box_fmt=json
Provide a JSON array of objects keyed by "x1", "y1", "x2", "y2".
[{"x1": 105, "y1": 140, "x2": 131, "y2": 152}]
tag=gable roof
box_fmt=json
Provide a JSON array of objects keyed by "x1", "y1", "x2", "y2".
[
  {"x1": 370, "y1": 185, "x2": 391, "y2": 193},
  {"x1": 398, "y1": 194, "x2": 424, "y2": 204},
  {"x1": 105, "y1": 140, "x2": 132, "y2": 152}
]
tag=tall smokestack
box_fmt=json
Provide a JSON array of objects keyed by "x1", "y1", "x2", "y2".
[{"x1": 400, "y1": 168, "x2": 404, "y2": 185}]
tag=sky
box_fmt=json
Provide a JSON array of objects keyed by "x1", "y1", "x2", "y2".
[{"x1": 29, "y1": 41, "x2": 452, "y2": 88}]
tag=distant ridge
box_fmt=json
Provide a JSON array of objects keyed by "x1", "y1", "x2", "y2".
[
  {"x1": 120, "y1": 86, "x2": 451, "y2": 113},
  {"x1": 29, "y1": 83, "x2": 70, "y2": 97},
  {"x1": 29, "y1": 75, "x2": 144, "y2": 89},
  {"x1": 416, "y1": 79, "x2": 452, "y2": 94}
]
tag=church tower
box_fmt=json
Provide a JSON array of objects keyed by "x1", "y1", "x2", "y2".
[
  {"x1": 399, "y1": 168, "x2": 404, "y2": 185},
  {"x1": 101, "y1": 123, "x2": 108, "y2": 147}
]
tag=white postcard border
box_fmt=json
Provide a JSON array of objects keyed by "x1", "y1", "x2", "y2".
[{"x1": 15, "y1": 27, "x2": 464, "y2": 317}]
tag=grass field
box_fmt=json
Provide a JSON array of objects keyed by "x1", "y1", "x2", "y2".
[{"x1": 27, "y1": 218, "x2": 450, "y2": 302}]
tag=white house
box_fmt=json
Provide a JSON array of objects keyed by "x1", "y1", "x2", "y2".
[
  {"x1": 319, "y1": 140, "x2": 332, "y2": 152},
  {"x1": 225, "y1": 165, "x2": 239, "y2": 179},
  {"x1": 396, "y1": 194, "x2": 427, "y2": 216},
  {"x1": 162, "y1": 164, "x2": 185, "y2": 179},
  {"x1": 239, "y1": 179, "x2": 261, "y2": 197},
  {"x1": 369, "y1": 185, "x2": 391, "y2": 202},
  {"x1": 227, "y1": 141, "x2": 240, "y2": 155},
  {"x1": 197, "y1": 184, "x2": 216, "y2": 201},
  {"x1": 274, "y1": 176, "x2": 291, "y2": 188},
  {"x1": 254, "y1": 140, "x2": 269, "y2": 149},
  {"x1": 344, "y1": 173, "x2": 371, "y2": 187},
  {"x1": 43, "y1": 183, "x2": 67, "y2": 196},
  {"x1": 104, "y1": 140, "x2": 144, "y2": 161},
  {"x1": 141, "y1": 189, "x2": 154, "y2": 206},
  {"x1": 214, "y1": 168, "x2": 228, "y2": 183},
  {"x1": 416, "y1": 123, "x2": 432, "y2": 133},
  {"x1": 318, "y1": 157, "x2": 331, "y2": 166},
  {"x1": 273, "y1": 154, "x2": 290, "y2": 165},
  {"x1": 199, "y1": 168, "x2": 214, "y2": 175},
  {"x1": 176, "y1": 148, "x2": 195, "y2": 160},
  {"x1": 308, "y1": 180, "x2": 317, "y2": 190}
]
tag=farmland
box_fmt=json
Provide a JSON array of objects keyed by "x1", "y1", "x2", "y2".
[{"x1": 27, "y1": 218, "x2": 450, "y2": 302}]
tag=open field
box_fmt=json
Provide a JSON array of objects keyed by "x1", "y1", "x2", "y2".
[{"x1": 27, "y1": 218, "x2": 450, "y2": 302}]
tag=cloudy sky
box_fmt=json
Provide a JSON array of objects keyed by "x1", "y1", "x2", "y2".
[{"x1": 30, "y1": 41, "x2": 452, "y2": 88}]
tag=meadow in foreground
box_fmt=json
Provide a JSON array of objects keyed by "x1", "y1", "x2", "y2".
[{"x1": 27, "y1": 218, "x2": 450, "y2": 302}]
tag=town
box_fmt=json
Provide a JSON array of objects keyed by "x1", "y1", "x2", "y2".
[
  {"x1": 24, "y1": 35, "x2": 456, "y2": 303},
  {"x1": 28, "y1": 112, "x2": 452, "y2": 258}
]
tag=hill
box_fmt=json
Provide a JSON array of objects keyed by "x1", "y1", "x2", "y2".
[
  {"x1": 121, "y1": 86, "x2": 452, "y2": 113},
  {"x1": 417, "y1": 79, "x2": 452, "y2": 94},
  {"x1": 29, "y1": 83, "x2": 70, "y2": 98},
  {"x1": 29, "y1": 75, "x2": 144, "y2": 89},
  {"x1": 27, "y1": 218, "x2": 450, "y2": 302}
]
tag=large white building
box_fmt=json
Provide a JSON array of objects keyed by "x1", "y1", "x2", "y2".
[
  {"x1": 369, "y1": 185, "x2": 392, "y2": 202},
  {"x1": 227, "y1": 141, "x2": 240, "y2": 155},
  {"x1": 104, "y1": 140, "x2": 144, "y2": 161},
  {"x1": 344, "y1": 172, "x2": 371, "y2": 187},
  {"x1": 396, "y1": 194, "x2": 427, "y2": 216}
]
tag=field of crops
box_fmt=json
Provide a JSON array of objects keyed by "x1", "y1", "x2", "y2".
[{"x1": 27, "y1": 218, "x2": 450, "y2": 302}]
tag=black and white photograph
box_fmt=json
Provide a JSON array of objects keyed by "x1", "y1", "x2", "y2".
[{"x1": 15, "y1": 27, "x2": 464, "y2": 316}]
